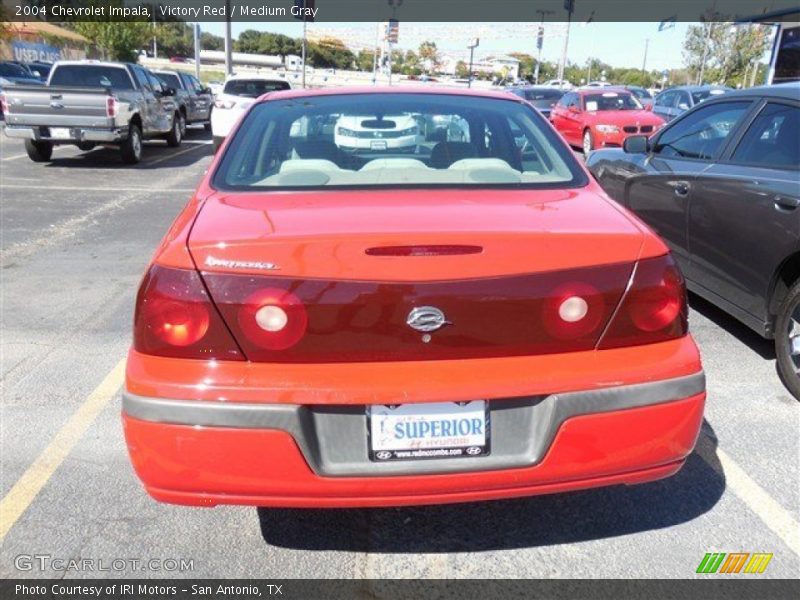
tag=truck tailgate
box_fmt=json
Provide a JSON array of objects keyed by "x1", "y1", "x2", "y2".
[{"x1": 4, "y1": 86, "x2": 116, "y2": 129}]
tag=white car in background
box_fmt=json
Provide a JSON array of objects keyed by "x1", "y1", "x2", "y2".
[
  {"x1": 210, "y1": 74, "x2": 292, "y2": 149},
  {"x1": 334, "y1": 113, "x2": 423, "y2": 153},
  {"x1": 542, "y1": 79, "x2": 574, "y2": 90}
]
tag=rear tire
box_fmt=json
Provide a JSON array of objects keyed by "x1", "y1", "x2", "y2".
[
  {"x1": 77, "y1": 142, "x2": 96, "y2": 152},
  {"x1": 25, "y1": 139, "x2": 53, "y2": 162},
  {"x1": 120, "y1": 124, "x2": 143, "y2": 164},
  {"x1": 166, "y1": 112, "x2": 183, "y2": 147},
  {"x1": 775, "y1": 280, "x2": 800, "y2": 401},
  {"x1": 582, "y1": 129, "x2": 594, "y2": 155}
]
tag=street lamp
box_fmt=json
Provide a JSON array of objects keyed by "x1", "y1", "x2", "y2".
[
  {"x1": 534, "y1": 9, "x2": 554, "y2": 84},
  {"x1": 467, "y1": 37, "x2": 479, "y2": 88}
]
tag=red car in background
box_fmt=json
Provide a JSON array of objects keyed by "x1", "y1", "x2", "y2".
[
  {"x1": 551, "y1": 88, "x2": 665, "y2": 154},
  {"x1": 123, "y1": 87, "x2": 704, "y2": 508}
]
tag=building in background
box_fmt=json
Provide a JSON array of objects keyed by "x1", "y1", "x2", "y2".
[{"x1": 0, "y1": 21, "x2": 89, "y2": 62}]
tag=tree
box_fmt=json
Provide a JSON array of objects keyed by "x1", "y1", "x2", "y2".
[
  {"x1": 356, "y1": 49, "x2": 376, "y2": 72},
  {"x1": 682, "y1": 19, "x2": 770, "y2": 86},
  {"x1": 235, "y1": 29, "x2": 264, "y2": 53},
  {"x1": 455, "y1": 60, "x2": 470, "y2": 78},
  {"x1": 418, "y1": 40, "x2": 441, "y2": 73},
  {"x1": 259, "y1": 33, "x2": 302, "y2": 60},
  {"x1": 74, "y1": 21, "x2": 151, "y2": 62},
  {"x1": 156, "y1": 22, "x2": 194, "y2": 57},
  {"x1": 200, "y1": 32, "x2": 224, "y2": 51},
  {"x1": 509, "y1": 52, "x2": 536, "y2": 79}
]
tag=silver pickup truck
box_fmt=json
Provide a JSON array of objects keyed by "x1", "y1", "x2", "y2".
[{"x1": 2, "y1": 61, "x2": 183, "y2": 164}]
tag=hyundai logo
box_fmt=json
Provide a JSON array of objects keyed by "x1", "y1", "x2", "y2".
[{"x1": 406, "y1": 306, "x2": 451, "y2": 332}]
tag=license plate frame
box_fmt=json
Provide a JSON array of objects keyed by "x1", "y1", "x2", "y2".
[
  {"x1": 367, "y1": 400, "x2": 491, "y2": 462},
  {"x1": 370, "y1": 140, "x2": 388, "y2": 151}
]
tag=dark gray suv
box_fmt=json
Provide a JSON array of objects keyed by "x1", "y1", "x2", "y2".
[{"x1": 587, "y1": 83, "x2": 800, "y2": 398}]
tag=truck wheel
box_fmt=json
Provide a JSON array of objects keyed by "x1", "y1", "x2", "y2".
[
  {"x1": 204, "y1": 108, "x2": 212, "y2": 132},
  {"x1": 775, "y1": 279, "x2": 800, "y2": 401},
  {"x1": 25, "y1": 139, "x2": 53, "y2": 162},
  {"x1": 77, "y1": 142, "x2": 96, "y2": 152},
  {"x1": 121, "y1": 124, "x2": 143, "y2": 164},
  {"x1": 166, "y1": 112, "x2": 183, "y2": 147}
]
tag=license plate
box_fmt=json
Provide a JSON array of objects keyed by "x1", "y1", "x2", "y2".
[
  {"x1": 368, "y1": 400, "x2": 489, "y2": 462},
  {"x1": 50, "y1": 127, "x2": 71, "y2": 140},
  {"x1": 370, "y1": 140, "x2": 388, "y2": 150}
]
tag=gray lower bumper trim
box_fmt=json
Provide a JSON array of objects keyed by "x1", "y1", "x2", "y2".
[{"x1": 123, "y1": 372, "x2": 704, "y2": 477}]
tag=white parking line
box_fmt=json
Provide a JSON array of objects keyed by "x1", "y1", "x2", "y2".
[
  {"x1": 0, "y1": 153, "x2": 28, "y2": 162},
  {"x1": 0, "y1": 184, "x2": 195, "y2": 193},
  {"x1": 695, "y1": 433, "x2": 800, "y2": 556},
  {"x1": 143, "y1": 142, "x2": 211, "y2": 166}
]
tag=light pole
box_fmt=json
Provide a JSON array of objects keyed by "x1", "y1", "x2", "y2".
[
  {"x1": 642, "y1": 37, "x2": 649, "y2": 73},
  {"x1": 224, "y1": 0, "x2": 233, "y2": 77},
  {"x1": 557, "y1": 0, "x2": 574, "y2": 86},
  {"x1": 534, "y1": 9, "x2": 554, "y2": 84},
  {"x1": 467, "y1": 38, "x2": 479, "y2": 88}
]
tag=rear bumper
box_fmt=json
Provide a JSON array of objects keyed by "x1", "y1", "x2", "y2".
[
  {"x1": 123, "y1": 338, "x2": 705, "y2": 507},
  {"x1": 4, "y1": 125, "x2": 125, "y2": 143}
]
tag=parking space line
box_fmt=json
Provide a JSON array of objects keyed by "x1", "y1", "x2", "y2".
[
  {"x1": 695, "y1": 433, "x2": 800, "y2": 556},
  {"x1": 0, "y1": 153, "x2": 28, "y2": 162},
  {"x1": 0, "y1": 184, "x2": 195, "y2": 193},
  {"x1": 143, "y1": 142, "x2": 211, "y2": 166},
  {"x1": 0, "y1": 358, "x2": 126, "y2": 543}
]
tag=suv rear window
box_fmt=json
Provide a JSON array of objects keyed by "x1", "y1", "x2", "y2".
[
  {"x1": 223, "y1": 79, "x2": 291, "y2": 97},
  {"x1": 50, "y1": 65, "x2": 134, "y2": 90},
  {"x1": 213, "y1": 93, "x2": 586, "y2": 190}
]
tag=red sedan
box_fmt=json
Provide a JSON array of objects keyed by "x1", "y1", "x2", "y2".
[
  {"x1": 123, "y1": 87, "x2": 704, "y2": 508},
  {"x1": 550, "y1": 88, "x2": 665, "y2": 154}
]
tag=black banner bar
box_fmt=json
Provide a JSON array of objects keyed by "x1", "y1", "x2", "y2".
[{"x1": 4, "y1": 0, "x2": 799, "y2": 23}]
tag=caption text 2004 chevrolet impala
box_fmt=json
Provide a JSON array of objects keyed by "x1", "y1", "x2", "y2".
[{"x1": 122, "y1": 88, "x2": 705, "y2": 508}]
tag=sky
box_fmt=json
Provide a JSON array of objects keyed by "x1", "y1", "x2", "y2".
[{"x1": 200, "y1": 21, "x2": 698, "y2": 72}]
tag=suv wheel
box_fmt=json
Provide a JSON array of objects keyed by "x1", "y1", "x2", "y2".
[
  {"x1": 25, "y1": 139, "x2": 53, "y2": 162},
  {"x1": 775, "y1": 279, "x2": 800, "y2": 400},
  {"x1": 166, "y1": 112, "x2": 183, "y2": 147},
  {"x1": 121, "y1": 124, "x2": 143, "y2": 164}
]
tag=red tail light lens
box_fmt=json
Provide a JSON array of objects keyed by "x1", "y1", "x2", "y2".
[
  {"x1": 134, "y1": 265, "x2": 243, "y2": 360},
  {"x1": 0, "y1": 93, "x2": 8, "y2": 115},
  {"x1": 598, "y1": 254, "x2": 687, "y2": 349},
  {"x1": 106, "y1": 96, "x2": 118, "y2": 118}
]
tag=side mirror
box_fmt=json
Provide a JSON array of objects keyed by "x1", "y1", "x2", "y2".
[
  {"x1": 202, "y1": 87, "x2": 212, "y2": 95},
  {"x1": 162, "y1": 87, "x2": 176, "y2": 97},
  {"x1": 623, "y1": 135, "x2": 649, "y2": 154}
]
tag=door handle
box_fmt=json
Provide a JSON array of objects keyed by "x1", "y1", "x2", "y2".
[
  {"x1": 774, "y1": 195, "x2": 800, "y2": 211},
  {"x1": 671, "y1": 181, "x2": 690, "y2": 197}
]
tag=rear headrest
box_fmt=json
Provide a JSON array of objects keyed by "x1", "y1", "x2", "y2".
[
  {"x1": 430, "y1": 142, "x2": 477, "y2": 169},
  {"x1": 293, "y1": 140, "x2": 341, "y2": 162}
]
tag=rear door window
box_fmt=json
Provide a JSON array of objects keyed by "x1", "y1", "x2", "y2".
[
  {"x1": 652, "y1": 101, "x2": 751, "y2": 160},
  {"x1": 731, "y1": 102, "x2": 799, "y2": 169}
]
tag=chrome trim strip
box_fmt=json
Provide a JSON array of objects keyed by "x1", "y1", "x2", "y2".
[{"x1": 123, "y1": 372, "x2": 704, "y2": 477}]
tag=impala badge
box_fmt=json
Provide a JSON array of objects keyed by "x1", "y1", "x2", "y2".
[{"x1": 406, "y1": 306, "x2": 450, "y2": 332}]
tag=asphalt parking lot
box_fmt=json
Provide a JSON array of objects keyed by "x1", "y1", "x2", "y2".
[{"x1": 0, "y1": 129, "x2": 798, "y2": 580}]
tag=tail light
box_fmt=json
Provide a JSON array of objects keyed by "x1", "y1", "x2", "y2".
[
  {"x1": 598, "y1": 254, "x2": 687, "y2": 349},
  {"x1": 133, "y1": 265, "x2": 243, "y2": 360},
  {"x1": 106, "y1": 96, "x2": 118, "y2": 118},
  {"x1": 214, "y1": 99, "x2": 236, "y2": 109},
  {"x1": 0, "y1": 93, "x2": 9, "y2": 115}
]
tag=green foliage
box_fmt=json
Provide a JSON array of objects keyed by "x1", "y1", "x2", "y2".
[
  {"x1": 356, "y1": 49, "x2": 376, "y2": 72},
  {"x1": 156, "y1": 22, "x2": 194, "y2": 57},
  {"x1": 200, "y1": 32, "x2": 224, "y2": 52},
  {"x1": 234, "y1": 31, "x2": 301, "y2": 58},
  {"x1": 682, "y1": 20, "x2": 770, "y2": 86},
  {"x1": 418, "y1": 41, "x2": 441, "y2": 72},
  {"x1": 73, "y1": 21, "x2": 151, "y2": 62}
]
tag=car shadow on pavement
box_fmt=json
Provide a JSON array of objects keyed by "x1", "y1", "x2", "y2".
[
  {"x1": 257, "y1": 421, "x2": 724, "y2": 553},
  {"x1": 41, "y1": 129, "x2": 212, "y2": 170},
  {"x1": 689, "y1": 292, "x2": 775, "y2": 361}
]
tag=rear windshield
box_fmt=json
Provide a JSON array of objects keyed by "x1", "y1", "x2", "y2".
[
  {"x1": 50, "y1": 65, "x2": 134, "y2": 90},
  {"x1": 627, "y1": 87, "x2": 652, "y2": 100},
  {"x1": 155, "y1": 72, "x2": 181, "y2": 90},
  {"x1": 213, "y1": 93, "x2": 586, "y2": 190},
  {"x1": 223, "y1": 79, "x2": 291, "y2": 97},
  {"x1": 583, "y1": 92, "x2": 641, "y2": 111},
  {"x1": 519, "y1": 89, "x2": 564, "y2": 108}
]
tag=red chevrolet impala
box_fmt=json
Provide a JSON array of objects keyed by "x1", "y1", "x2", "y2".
[
  {"x1": 123, "y1": 87, "x2": 705, "y2": 508},
  {"x1": 550, "y1": 88, "x2": 665, "y2": 155}
]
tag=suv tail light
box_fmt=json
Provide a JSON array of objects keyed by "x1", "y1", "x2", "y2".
[
  {"x1": 214, "y1": 99, "x2": 236, "y2": 109},
  {"x1": 598, "y1": 254, "x2": 687, "y2": 349},
  {"x1": 0, "y1": 93, "x2": 9, "y2": 115},
  {"x1": 133, "y1": 265, "x2": 243, "y2": 360},
  {"x1": 106, "y1": 96, "x2": 118, "y2": 118}
]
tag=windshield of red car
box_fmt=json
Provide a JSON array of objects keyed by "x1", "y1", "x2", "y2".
[
  {"x1": 583, "y1": 92, "x2": 642, "y2": 111},
  {"x1": 212, "y1": 93, "x2": 587, "y2": 190}
]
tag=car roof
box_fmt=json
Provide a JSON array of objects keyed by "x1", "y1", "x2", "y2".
[
  {"x1": 152, "y1": 69, "x2": 184, "y2": 75},
  {"x1": 576, "y1": 86, "x2": 632, "y2": 95},
  {"x1": 254, "y1": 85, "x2": 526, "y2": 104},
  {"x1": 717, "y1": 82, "x2": 800, "y2": 101},
  {"x1": 663, "y1": 84, "x2": 732, "y2": 92},
  {"x1": 225, "y1": 73, "x2": 289, "y2": 82}
]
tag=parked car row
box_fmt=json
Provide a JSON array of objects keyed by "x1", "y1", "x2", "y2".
[{"x1": 0, "y1": 60, "x2": 216, "y2": 163}]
